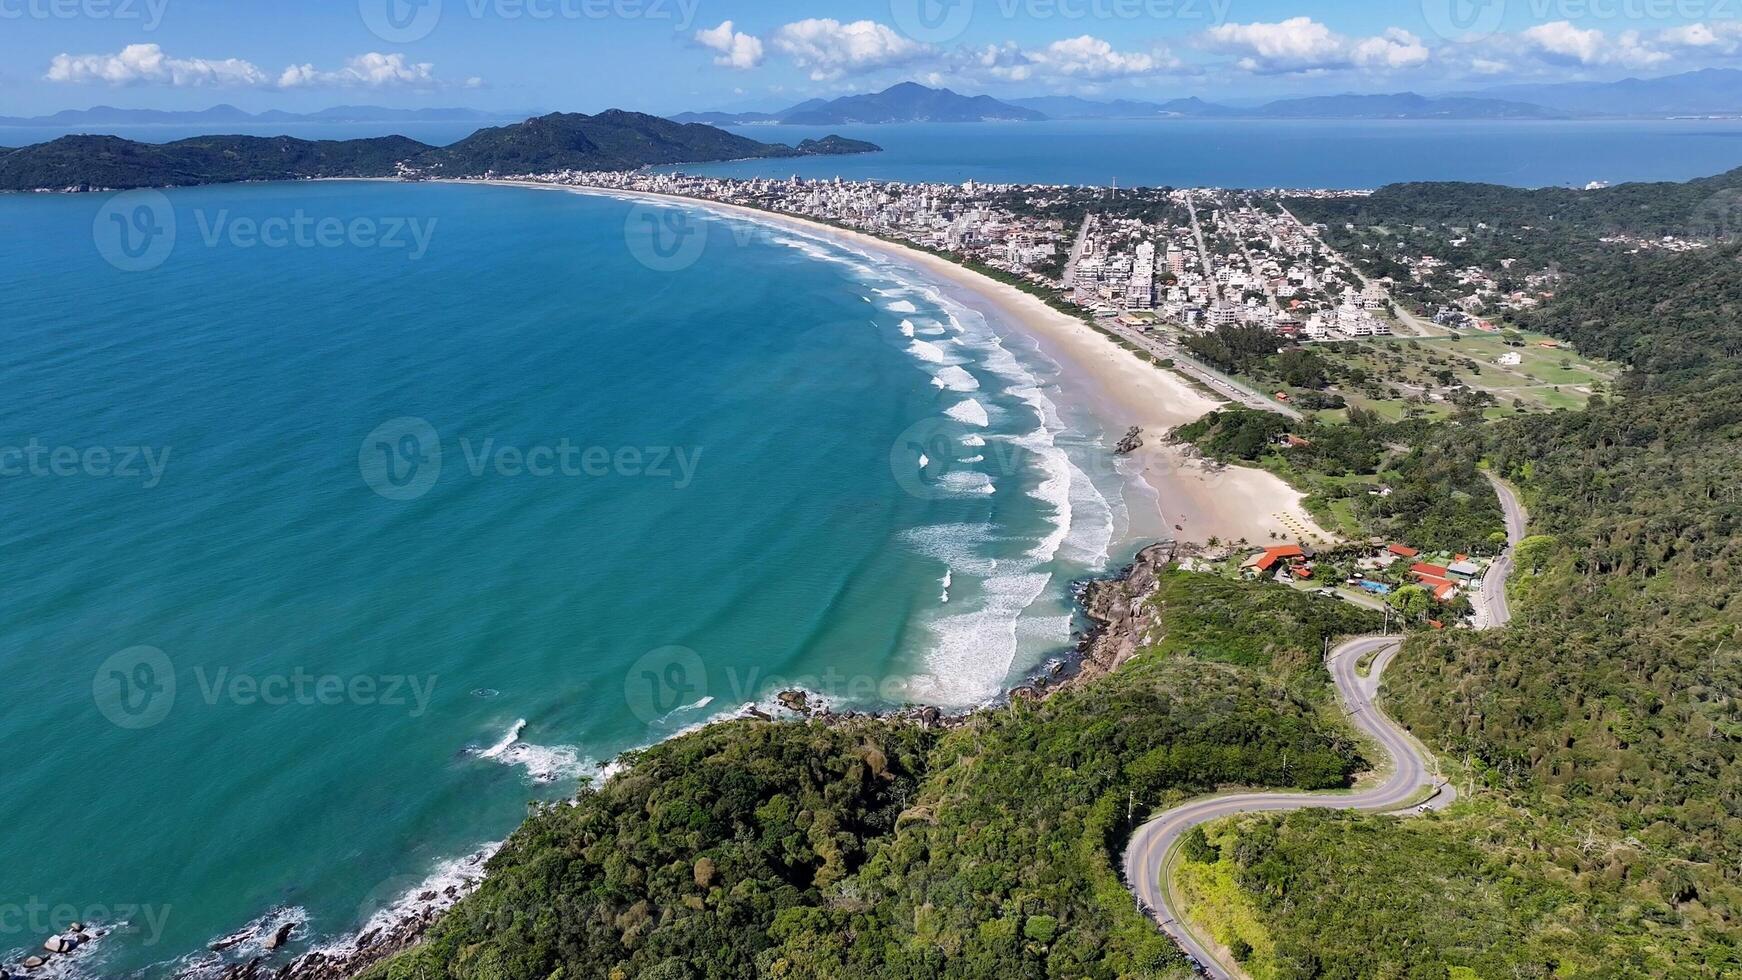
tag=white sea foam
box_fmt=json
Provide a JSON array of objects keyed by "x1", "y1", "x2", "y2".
[
  {"x1": 931, "y1": 365, "x2": 980, "y2": 392},
  {"x1": 900, "y1": 319, "x2": 916, "y2": 338},
  {"x1": 944, "y1": 399, "x2": 990, "y2": 428},
  {"x1": 962, "y1": 434, "x2": 986, "y2": 447},
  {"x1": 473, "y1": 719, "x2": 587, "y2": 785},
  {"x1": 907, "y1": 339, "x2": 953, "y2": 365},
  {"x1": 939, "y1": 470, "x2": 996, "y2": 496},
  {"x1": 886, "y1": 299, "x2": 918, "y2": 314},
  {"x1": 900, "y1": 523, "x2": 999, "y2": 577},
  {"x1": 940, "y1": 569, "x2": 953, "y2": 604}
]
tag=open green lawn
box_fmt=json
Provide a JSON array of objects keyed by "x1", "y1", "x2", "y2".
[{"x1": 1315, "y1": 326, "x2": 1617, "y2": 419}]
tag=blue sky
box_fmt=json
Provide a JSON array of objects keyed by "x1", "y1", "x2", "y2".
[{"x1": 3, "y1": 0, "x2": 1740, "y2": 115}]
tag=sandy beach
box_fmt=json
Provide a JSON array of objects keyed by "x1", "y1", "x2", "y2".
[{"x1": 469, "y1": 178, "x2": 1333, "y2": 548}]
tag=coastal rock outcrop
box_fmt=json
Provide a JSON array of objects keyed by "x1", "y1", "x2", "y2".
[
  {"x1": 1071, "y1": 541, "x2": 1174, "y2": 682},
  {"x1": 1114, "y1": 426, "x2": 1144, "y2": 455}
]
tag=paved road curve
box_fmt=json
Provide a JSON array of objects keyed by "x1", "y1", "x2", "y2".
[
  {"x1": 1476, "y1": 472, "x2": 1529, "y2": 630},
  {"x1": 1121, "y1": 636, "x2": 1451, "y2": 976},
  {"x1": 1122, "y1": 475, "x2": 1529, "y2": 977}
]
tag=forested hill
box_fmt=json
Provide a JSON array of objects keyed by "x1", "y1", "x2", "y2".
[
  {"x1": 1285, "y1": 166, "x2": 1742, "y2": 275},
  {"x1": 1187, "y1": 206, "x2": 1742, "y2": 974},
  {"x1": 1289, "y1": 165, "x2": 1742, "y2": 240},
  {"x1": 0, "y1": 111, "x2": 879, "y2": 192}
]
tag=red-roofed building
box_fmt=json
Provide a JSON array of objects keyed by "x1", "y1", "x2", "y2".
[
  {"x1": 1387, "y1": 543, "x2": 1419, "y2": 559},
  {"x1": 1411, "y1": 562, "x2": 1450, "y2": 580},
  {"x1": 1432, "y1": 582, "x2": 1458, "y2": 602},
  {"x1": 1242, "y1": 545, "x2": 1306, "y2": 576}
]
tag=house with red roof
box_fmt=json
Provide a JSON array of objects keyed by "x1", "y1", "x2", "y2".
[
  {"x1": 1411, "y1": 562, "x2": 1450, "y2": 581},
  {"x1": 1242, "y1": 544, "x2": 1307, "y2": 578}
]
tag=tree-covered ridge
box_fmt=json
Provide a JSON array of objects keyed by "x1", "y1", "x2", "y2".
[
  {"x1": 1188, "y1": 191, "x2": 1742, "y2": 978},
  {"x1": 363, "y1": 574, "x2": 1379, "y2": 980},
  {"x1": 0, "y1": 112, "x2": 880, "y2": 191},
  {"x1": 1286, "y1": 167, "x2": 1742, "y2": 249}
]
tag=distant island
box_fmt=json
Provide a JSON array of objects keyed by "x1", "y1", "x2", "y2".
[
  {"x1": 0, "y1": 110, "x2": 879, "y2": 192},
  {"x1": 672, "y1": 82, "x2": 1047, "y2": 126},
  {"x1": 678, "y1": 70, "x2": 1742, "y2": 124}
]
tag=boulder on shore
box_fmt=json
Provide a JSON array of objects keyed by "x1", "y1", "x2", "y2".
[{"x1": 264, "y1": 922, "x2": 296, "y2": 951}]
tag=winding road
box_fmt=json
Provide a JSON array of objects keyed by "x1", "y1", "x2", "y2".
[{"x1": 1121, "y1": 474, "x2": 1529, "y2": 977}]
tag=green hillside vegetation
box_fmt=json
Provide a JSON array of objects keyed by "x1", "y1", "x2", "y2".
[
  {"x1": 1184, "y1": 210, "x2": 1742, "y2": 977},
  {"x1": 363, "y1": 575, "x2": 1379, "y2": 980},
  {"x1": 0, "y1": 112, "x2": 879, "y2": 191},
  {"x1": 1284, "y1": 167, "x2": 1742, "y2": 272},
  {"x1": 1175, "y1": 407, "x2": 1504, "y2": 554}
]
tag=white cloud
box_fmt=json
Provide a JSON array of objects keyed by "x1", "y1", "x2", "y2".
[
  {"x1": 770, "y1": 19, "x2": 928, "y2": 80},
  {"x1": 278, "y1": 52, "x2": 438, "y2": 89},
  {"x1": 1023, "y1": 35, "x2": 1182, "y2": 80},
  {"x1": 47, "y1": 45, "x2": 457, "y2": 90},
  {"x1": 958, "y1": 36, "x2": 1182, "y2": 86},
  {"x1": 46, "y1": 43, "x2": 269, "y2": 87},
  {"x1": 1515, "y1": 21, "x2": 1668, "y2": 69},
  {"x1": 1202, "y1": 17, "x2": 1427, "y2": 74},
  {"x1": 1658, "y1": 21, "x2": 1742, "y2": 55},
  {"x1": 1350, "y1": 29, "x2": 1430, "y2": 71},
  {"x1": 695, "y1": 20, "x2": 764, "y2": 70}
]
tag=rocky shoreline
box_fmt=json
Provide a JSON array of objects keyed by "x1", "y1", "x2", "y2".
[
  {"x1": 8, "y1": 544, "x2": 1181, "y2": 980},
  {"x1": 761, "y1": 539, "x2": 1179, "y2": 722}
]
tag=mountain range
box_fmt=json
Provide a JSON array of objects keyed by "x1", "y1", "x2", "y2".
[
  {"x1": 0, "y1": 110, "x2": 879, "y2": 191},
  {"x1": 676, "y1": 71, "x2": 1742, "y2": 125},
  {"x1": 671, "y1": 82, "x2": 1046, "y2": 125}
]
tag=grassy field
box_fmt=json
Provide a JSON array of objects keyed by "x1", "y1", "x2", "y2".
[{"x1": 1310, "y1": 326, "x2": 1615, "y2": 421}]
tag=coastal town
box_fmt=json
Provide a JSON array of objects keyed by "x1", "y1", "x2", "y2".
[{"x1": 481, "y1": 167, "x2": 1613, "y2": 426}]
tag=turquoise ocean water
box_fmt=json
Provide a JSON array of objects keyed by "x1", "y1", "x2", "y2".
[
  {"x1": 681, "y1": 118, "x2": 1742, "y2": 188},
  {"x1": 0, "y1": 180, "x2": 1139, "y2": 976}
]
